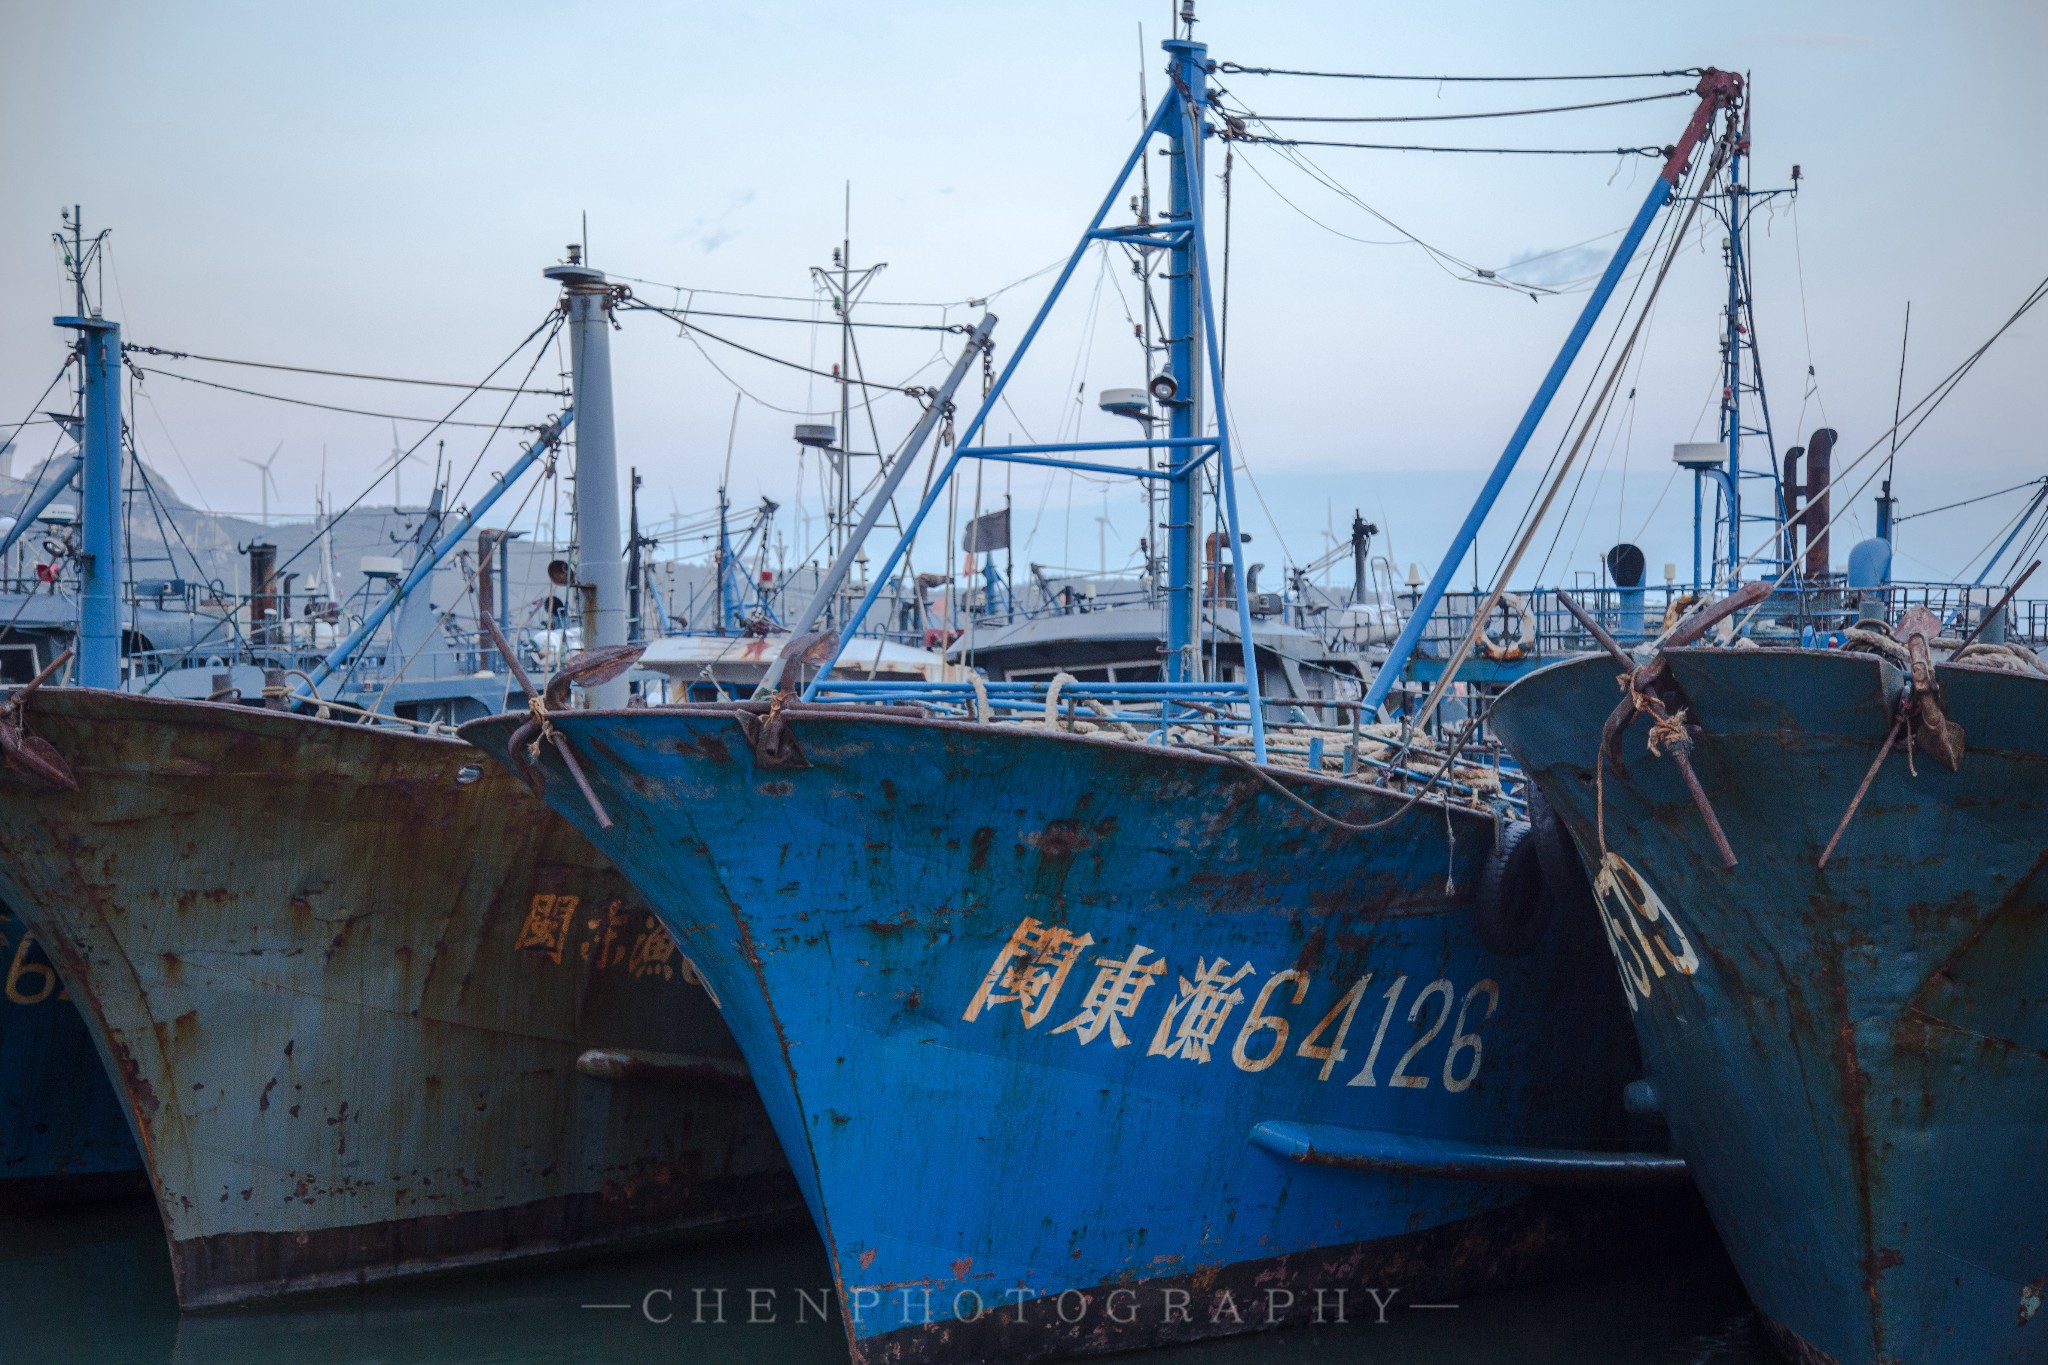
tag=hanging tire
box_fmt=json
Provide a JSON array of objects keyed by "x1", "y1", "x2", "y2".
[
  {"x1": 1527, "y1": 782, "x2": 1596, "y2": 915},
  {"x1": 1475, "y1": 820, "x2": 1553, "y2": 957}
]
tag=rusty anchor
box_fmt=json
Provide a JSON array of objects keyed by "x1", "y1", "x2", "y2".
[
  {"x1": 733, "y1": 629, "x2": 841, "y2": 768},
  {"x1": 1897, "y1": 605, "x2": 1965, "y2": 772},
  {"x1": 480, "y1": 612, "x2": 634, "y2": 830},
  {"x1": 1567, "y1": 581, "x2": 1768, "y2": 871},
  {"x1": 735, "y1": 691, "x2": 811, "y2": 770},
  {"x1": 0, "y1": 646, "x2": 78, "y2": 792},
  {"x1": 1816, "y1": 602, "x2": 1975, "y2": 868}
]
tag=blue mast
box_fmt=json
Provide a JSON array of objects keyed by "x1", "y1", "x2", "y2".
[
  {"x1": 1720, "y1": 121, "x2": 1744, "y2": 582},
  {"x1": 794, "y1": 37, "x2": 1267, "y2": 757},
  {"x1": 51, "y1": 311, "x2": 123, "y2": 689},
  {"x1": 1163, "y1": 36, "x2": 1205, "y2": 684},
  {"x1": 1361, "y1": 70, "x2": 1741, "y2": 718}
]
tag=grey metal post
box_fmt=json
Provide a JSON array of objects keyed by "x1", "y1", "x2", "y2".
[{"x1": 544, "y1": 256, "x2": 628, "y2": 708}]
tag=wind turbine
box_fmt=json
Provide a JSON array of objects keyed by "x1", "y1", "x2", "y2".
[
  {"x1": 388, "y1": 421, "x2": 424, "y2": 509},
  {"x1": 240, "y1": 442, "x2": 283, "y2": 526}
]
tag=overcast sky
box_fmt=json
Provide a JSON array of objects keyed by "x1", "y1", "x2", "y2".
[{"x1": 4, "y1": 0, "x2": 2042, "y2": 592}]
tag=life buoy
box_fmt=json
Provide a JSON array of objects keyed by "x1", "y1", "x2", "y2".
[
  {"x1": 1479, "y1": 592, "x2": 1537, "y2": 662},
  {"x1": 1660, "y1": 593, "x2": 1701, "y2": 633}
]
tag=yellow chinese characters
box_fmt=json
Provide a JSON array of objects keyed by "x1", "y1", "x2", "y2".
[
  {"x1": 514, "y1": 893, "x2": 579, "y2": 964},
  {"x1": 961, "y1": 916, "x2": 1094, "y2": 1028}
]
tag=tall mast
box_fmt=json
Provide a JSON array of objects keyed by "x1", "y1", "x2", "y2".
[
  {"x1": 1163, "y1": 36, "x2": 1206, "y2": 683},
  {"x1": 53, "y1": 208, "x2": 122, "y2": 689},
  {"x1": 1720, "y1": 112, "x2": 1745, "y2": 583},
  {"x1": 544, "y1": 246, "x2": 628, "y2": 707},
  {"x1": 1710, "y1": 87, "x2": 1794, "y2": 587},
  {"x1": 840, "y1": 187, "x2": 852, "y2": 560},
  {"x1": 811, "y1": 193, "x2": 885, "y2": 573}
]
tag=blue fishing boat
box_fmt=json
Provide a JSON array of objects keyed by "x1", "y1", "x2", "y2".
[
  {"x1": 1491, "y1": 616, "x2": 2048, "y2": 1365},
  {"x1": 462, "y1": 40, "x2": 1752, "y2": 1363},
  {"x1": 1476, "y1": 304, "x2": 2048, "y2": 1365},
  {"x1": 1379, "y1": 93, "x2": 2048, "y2": 1363}
]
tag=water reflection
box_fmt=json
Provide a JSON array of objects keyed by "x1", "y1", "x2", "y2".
[{"x1": 0, "y1": 1198, "x2": 1777, "y2": 1364}]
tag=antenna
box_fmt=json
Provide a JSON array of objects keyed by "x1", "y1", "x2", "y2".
[
  {"x1": 808, "y1": 187, "x2": 887, "y2": 574},
  {"x1": 1887, "y1": 301, "x2": 1911, "y2": 488}
]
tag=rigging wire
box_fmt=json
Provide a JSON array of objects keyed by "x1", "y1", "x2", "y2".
[
  {"x1": 1223, "y1": 103, "x2": 1664, "y2": 296},
  {"x1": 120, "y1": 346, "x2": 567, "y2": 396},
  {"x1": 1248, "y1": 89, "x2": 1695, "y2": 123},
  {"x1": 1788, "y1": 193, "x2": 1828, "y2": 431},
  {"x1": 609, "y1": 274, "x2": 962, "y2": 310},
  {"x1": 1896, "y1": 476, "x2": 2048, "y2": 523},
  {"x1": 0, "y1": 362, "x2": 75, "y2": 443},
  {"x1": 629, "y1": 305, "x2": 960, "y2": 333},
  {"x1": 1485, "y1": 140, "x2": 1707, "y2": 585},
  {"x1": 1226, "y1": 134, "x2": 1664, "y2": 158},
  {"x1": 676, "y1": 326, "x2": 834, "y2": 418},
  {"x1": 441, "y1": 323, "x2": 561, "y2": 520},
  {"x1": 1726, "y1": 271, "x2": 2048, "y2": 626},
  {"x1": 141, "y1": 313, "x2": 566, "y2": 670},
  {"x1": 1218, "y1": 62, "x2": 1704, "y2": 83},
  {"x1": 128, "y1": 366, "x2": 551, "y2": 430},
  {"x1": 625, "y1": 302, "x2": 922, "y2": 392}
]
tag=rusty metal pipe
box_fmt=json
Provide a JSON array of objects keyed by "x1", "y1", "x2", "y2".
[
  {"x1": 479, "y1": 611, "x2": 541, "y2": 703},
  {"x1": 1670, "y1": 746, "x2": 1738, "y2": 869},
  {"x1": 1555, "y1": 590, "x2": 1633, "y2": 669},
  {"x1": 1956, "y1": 558, "x2": 2041, "y2": 650},
  {"x1": 15, "y1": 646, "x2": 75, "y2": 706},
  {"x1": 1818, "y1": 707, "x2": 1907, "y2": 869}
]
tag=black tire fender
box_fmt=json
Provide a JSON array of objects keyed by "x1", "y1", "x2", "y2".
[
  {"x1": 1528, "y1": 782, "x2": 1598, "y2": 916},
  {"x1": 1475, "y1": 820, "x2": 1553, "y2": 957}
]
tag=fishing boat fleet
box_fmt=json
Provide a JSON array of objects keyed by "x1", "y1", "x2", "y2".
[{"x1": 4, "y1": 18, "x2": 2043, "y2": 1365}]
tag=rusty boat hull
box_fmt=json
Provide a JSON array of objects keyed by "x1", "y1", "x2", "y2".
[
  {"x1": 0, "y1": 688, "x2": 797, "y2": 1308},
  {"x1": 1490, "y1": 648, "x2": 2048, "y2": 1365},
  {"x1": 464, "y1": 702, "x2": 1693, "y2": 1365},
  {"x1": 0, "y1": 903, "x2": 145, "y2": 1209}
]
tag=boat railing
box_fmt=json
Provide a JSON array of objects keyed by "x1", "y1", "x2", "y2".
[
  {"x1": 806, "y1": 678, "x2": 1508, "y2": 803},
  {"x1": 1416, "y1": 580, "x2": 2046, "y2": 669}
]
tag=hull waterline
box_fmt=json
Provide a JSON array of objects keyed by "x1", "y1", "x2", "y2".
[
  {"x1": 0, "y1": 689, "x2": 798, "y2": 1307},
  {"x1": 1491, "y1": 647, "x2": 2048, "y2": 1365},
  {"x1": 464, "y1": 702, "x2": 1693, "y2": 1364}
]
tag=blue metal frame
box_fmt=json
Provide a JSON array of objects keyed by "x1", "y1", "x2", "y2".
[
  {"x1": 0, "y1": 453, "x2": 84, "y2": 561},
  {"x1": 799, "y1": 38, "x2": 1269, "y2": 760}
]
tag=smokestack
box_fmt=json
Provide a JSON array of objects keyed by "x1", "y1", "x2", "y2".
[
  {"x1": 248, "y1": 542, "x2": 277, "y2": 640},
  {"x1": 477, "y1": 529, "x2": 503, "y2": 670},
  {"x1": 1803, "y1": 428, "x2": 1836, "y2": 578}
]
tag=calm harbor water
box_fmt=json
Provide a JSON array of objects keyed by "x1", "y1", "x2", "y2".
[{"x1": 1, "y1": 1199, "x2": 1782, "y2": 1364}]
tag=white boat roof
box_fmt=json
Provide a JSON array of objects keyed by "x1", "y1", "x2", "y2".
[{"x1": 636, "y1": 633, "x2": 960, "y2": 682}]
